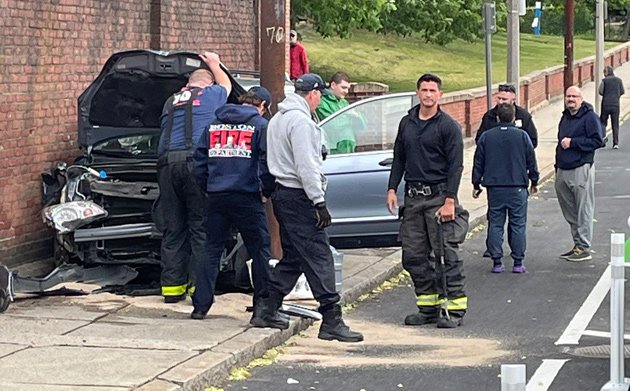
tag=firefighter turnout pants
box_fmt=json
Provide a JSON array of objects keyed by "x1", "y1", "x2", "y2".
[
  {"x1": 400, "y1": 192, "x2": 469, "y2": 316},
  {"x1": 155, "y1": 158, "x2": 206, "y2": 298}
]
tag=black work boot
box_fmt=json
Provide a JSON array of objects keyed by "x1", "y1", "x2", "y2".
[
  {"x1": 164, "y1": 293, "x2": 186, "y2": 304},
  {"x1": 249, "y1": 296, "x2": 289, "y2": 330},
  {"x1": 436, "y1": 309, "x2": 464, "y2": 329},
  {"x1": 318, "y1": 305, "x2": 364, "y2": 343},
  {"x1": 404, "y1": 308, "x2": 438, "y2": 326}
]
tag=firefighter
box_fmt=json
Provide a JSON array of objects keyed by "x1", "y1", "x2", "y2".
[
  {"x1": 190, "y1": 87, "x2": 275, "y2": 320},
  {"x1": 155, "y1": 52, "x2": 232, "y2": 303},
  {"x1": 386, "y1": 73, "x2": 469, "y2": 328}
]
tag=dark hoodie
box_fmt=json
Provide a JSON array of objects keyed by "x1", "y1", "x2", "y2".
[
  {"x1": 192, "y1": 104, "x2": 275, "y2": 196},
  {"x1": 555, "y1": 102, "x2": 604, "y2": 170},
  {"x1": 599, "y1": 66, "x2": 625, "y2": 108}
]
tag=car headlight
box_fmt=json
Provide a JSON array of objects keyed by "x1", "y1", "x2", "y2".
[{"x1": 42, "y1": 201, "x2": 108, "y2": 234}]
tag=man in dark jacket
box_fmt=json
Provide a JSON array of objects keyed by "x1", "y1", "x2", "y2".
[
  {"x1": 599, "y1": 65, "x2": 625, "y2": 148},
  {"x1": 473, "y1": 103, "x2": 539, "y2": 274},
  {"x1": 190, "y1": 87, "x2": 275, "y2": 320},
  {"x1": 387, "y1": 73, "x2": 469, "y2": 329},
  {"x1": 555, "y1": 86, "x2": 604, "y2": 262},
  {"x1": 156, "y1": 52, "x2": 232, "y2": 303},
  {"x1": 476, "y1": 83, "x2": 538, "y2": 259},
  {"x1": 475, "y1": 84, "x2": 538, "y2": 148}
]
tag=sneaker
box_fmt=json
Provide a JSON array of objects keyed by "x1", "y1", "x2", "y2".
[
  {"x1": 512, "y1": 265, "x2": 526, "y2": 273},
  {"x1": 491, "y1": 264, "x2": 505, "y2": 273},
  {"x1": 566, "y1": 247, "x2": 592, "y2": 262},
  {"x1": 613, "y1": 144, "x2": 619, "y2": 149},
  {"x1": 559, "y1": 246, "x2": 578, "y2": 259},
  {"x1": 482, "y1": 250, "x2": 491, "y2": 258}
]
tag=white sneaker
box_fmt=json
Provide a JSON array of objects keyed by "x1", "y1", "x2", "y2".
[{"x1": 613, "y1": 145, "x2": 619, "y2": 149}]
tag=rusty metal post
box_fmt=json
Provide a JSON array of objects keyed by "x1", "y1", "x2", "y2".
[{"x1": 260, "y1": 0, "x2": 287, "y2": 114}]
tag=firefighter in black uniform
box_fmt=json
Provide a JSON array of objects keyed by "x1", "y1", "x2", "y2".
[
  {"x1": 386, "y1": 73, "x2": 469, "y2": 328},
  {"x1": 156, "y1": 52, "x2": 232, "y2": 303}
]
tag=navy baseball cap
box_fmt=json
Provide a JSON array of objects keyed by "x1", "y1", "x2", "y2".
[
  {"x1": 250, "y1": 86, "x2": 272, "y2": 109},
  {"x1": 294, "y1": 73, "x2": 328, "y2": 92}
]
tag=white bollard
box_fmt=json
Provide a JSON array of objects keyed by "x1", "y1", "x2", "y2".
[
  {"x1": 501, "y1": 364, "x2": 526, "y2": 391},
  {"x1": 601, "y1": 233, "x2": 630, "y2": 391}
]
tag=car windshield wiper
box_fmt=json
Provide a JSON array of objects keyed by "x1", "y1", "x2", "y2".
[{"x1": 91, "y1": 149, "x2": 142, "y2": 158}]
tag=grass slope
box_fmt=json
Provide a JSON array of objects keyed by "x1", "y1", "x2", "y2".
[{"x1": 303, "y1": 30, "x2": 616, "y2": 92}]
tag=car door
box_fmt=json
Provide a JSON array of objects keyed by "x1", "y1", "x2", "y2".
[{"x1": 321, "y1": 92, "x2": 418, "y2": 247}]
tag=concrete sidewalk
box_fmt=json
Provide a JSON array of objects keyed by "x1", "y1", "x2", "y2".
[{"x1": 1, "y1": 65, "x2": 629, "y2": 391}]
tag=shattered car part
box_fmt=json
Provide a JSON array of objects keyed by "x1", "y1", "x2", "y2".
[
  {"x1": 43, "y1": 200, "x2": 108, "y2": 234},
  {"x1": 0, "y1": 262, "x2": 138, "y2": 313},
  {"x1": 0, "y1": 265, "x2": 13, "y2": 313}
]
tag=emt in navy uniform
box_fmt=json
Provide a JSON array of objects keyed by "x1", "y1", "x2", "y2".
[
  {"x1": 387, "y1": 73, "x2": 470, "y2": 329},
  {"x1": 472, "y1": 103, "x2": 539, "y2": 274},
  {"x1": 156, "y1": 52, "x2": 232, "y2": 303},
  {"x1": 190, "y1": 87, "x2": 275, "y2": 320},
  {"x1": 250, "y1": 73, "x2": 363, "y2": 343}
]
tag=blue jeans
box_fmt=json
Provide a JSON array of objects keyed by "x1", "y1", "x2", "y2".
[{"x1": 486, "y1": 187, "x2": 528, "y2": 266}]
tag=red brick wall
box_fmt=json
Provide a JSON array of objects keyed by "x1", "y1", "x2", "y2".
[{"x1": 0, "y1": 0, "x2": 258, "y2": 268}]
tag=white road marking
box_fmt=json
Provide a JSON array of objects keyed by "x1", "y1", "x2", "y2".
[
  {"x1": 526, "y1": 359, "x2": 570, "y2": 391},
  {"x1": 582, "y1": 329, "x2": 630, "y2": 340},
  {"x1": 555, "y1": 264, "x2": 612, "y2": 345}
]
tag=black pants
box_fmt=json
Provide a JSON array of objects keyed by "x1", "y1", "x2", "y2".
[
  {"x1": 192, "y1": 192, "x2": 272, "y2": 313},
  {"x1": 155, "y1": 160, "x2": 206, "y2": 297},
  {"x1": 267, "y1": 186, "x2": 339, "y2": 310},
  {"x1": 601, "y1": 105, "x2": 620, "y2": 146},
  {"x1": 400, "y1": 192, "x2": 468, "y2": 314}
]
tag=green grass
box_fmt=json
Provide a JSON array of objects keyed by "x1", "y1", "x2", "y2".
[{"x1": 303, "y1": 30, "x2": 618, "y2": 92}]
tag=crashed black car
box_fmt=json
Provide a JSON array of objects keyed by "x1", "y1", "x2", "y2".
[{"x1": 38, "y1": 50, "x2": 250, "y2": 290}]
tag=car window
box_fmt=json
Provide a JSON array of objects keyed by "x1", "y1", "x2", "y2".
[{"x1": 321, "y1": 94, "x2": 416, "y2": 155}]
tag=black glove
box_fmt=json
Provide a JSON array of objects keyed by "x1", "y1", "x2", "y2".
[{"x1": 314, "y1": 202, "x2": 332, "y2": 229}]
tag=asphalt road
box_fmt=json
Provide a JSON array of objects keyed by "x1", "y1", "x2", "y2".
[{"x1": 219, "y1": 124, "x2": 630, "y2": 391}]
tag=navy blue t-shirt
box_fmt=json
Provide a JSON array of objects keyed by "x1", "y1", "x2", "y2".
[{"x1": 158, "y1": 84, "x2": 228, "y2": 155}]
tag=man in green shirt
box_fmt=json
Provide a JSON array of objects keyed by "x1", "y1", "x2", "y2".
[{"x1": 315, "y1": 72, "x2": 356, "y2": 154}]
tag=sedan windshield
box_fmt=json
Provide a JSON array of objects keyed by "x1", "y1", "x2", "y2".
[{"x1": 92, "y1": 135, "x2": 159, "y2": 158}]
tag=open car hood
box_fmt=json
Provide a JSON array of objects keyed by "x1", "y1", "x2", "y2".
[{"x1": 77, "y1": 50, "x2": 246, "y2": 149}]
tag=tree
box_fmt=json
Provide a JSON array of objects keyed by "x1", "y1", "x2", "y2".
[
  {"x1": 291, "y1": 0, "x2": 392, "y2": 38},
  {"x1": 378, "y1": 0, "x2": 485, "y2": 44},
  {"x1": 291, "y1": 0, "x2": 485, "y2": 44}
]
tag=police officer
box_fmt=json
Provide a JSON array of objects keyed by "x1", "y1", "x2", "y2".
[
  {"x1": 386, "y1": 73, "x2": 469, "y2": 328},
  {"x1": 156, "y1": 52, "x2": 232, "y2": 303},
  {"x1": 190, "y1": 87, "x2": 275, "y2": 320},
  {"x1": 251, "y1": 73, "x2": 363, "y2": 343}
]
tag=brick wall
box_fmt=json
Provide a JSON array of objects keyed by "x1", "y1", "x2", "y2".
[
  {"x1": 439, "y1": 43, "x2": 630, "y2": 140},
  {"x1": 0, "y1": 0, "x2": 258, "y2": 268}
]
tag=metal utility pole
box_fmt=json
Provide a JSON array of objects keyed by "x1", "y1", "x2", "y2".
[
  {"x1": 595, "y1": 0, "x2": 605, "y2": 113},
  {"x1": 564, "y1": 0, "x2": 575, "y2": 91},
  {"x1": 483, "y1": 2, "x2": 497, "y2": 111},
  {"x1": 507, "y1": 0, "x2": 520, "y2": 103},
  {"x1": 260, "y1": 0, "x2": 287, "y2": 113}
]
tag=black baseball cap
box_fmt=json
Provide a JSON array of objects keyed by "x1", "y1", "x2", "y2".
[
  {"x1": 249, "y1": 86, "x2": 272, "y2": 109},
  {"x1": 294, "y1": 73, "x2": 328, "y2": 92}
]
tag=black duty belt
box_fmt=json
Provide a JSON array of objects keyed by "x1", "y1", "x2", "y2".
[{"x1": 405, "y1": 182, "x2": 447, "y2": 198}]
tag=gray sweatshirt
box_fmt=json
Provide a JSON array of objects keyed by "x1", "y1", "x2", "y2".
[{"x1": 267, "y1": 93, "x2": 327, "y2": 204}]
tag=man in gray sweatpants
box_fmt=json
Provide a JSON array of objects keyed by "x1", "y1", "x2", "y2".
[{"x1": 555, "y1": 86, "x2": 604, "y2": 262}]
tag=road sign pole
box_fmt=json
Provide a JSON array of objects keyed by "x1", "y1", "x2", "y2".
[{"x1": 601, "y1": 233, "x2": 630, "y2": 391}]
